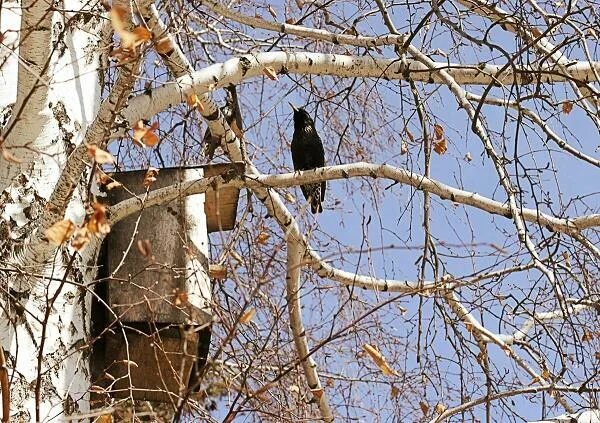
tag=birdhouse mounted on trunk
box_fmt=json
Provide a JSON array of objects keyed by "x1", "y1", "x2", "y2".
[{"x1": 92, "y1": 163, "x2": 242, "y2": 403}]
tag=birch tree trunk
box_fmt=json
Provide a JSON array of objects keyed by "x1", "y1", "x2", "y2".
[{"x1": 0, "y1": 1, "x2": 103, "y2": 420}]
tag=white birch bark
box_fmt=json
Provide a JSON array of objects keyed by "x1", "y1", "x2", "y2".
[{"x1": 0, "y1": 1, "x2": 103, "y2": 420}]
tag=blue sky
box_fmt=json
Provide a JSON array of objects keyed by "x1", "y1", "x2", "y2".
[{"x1": 105, "y1": 0, "x2": 600, "y2": 420}]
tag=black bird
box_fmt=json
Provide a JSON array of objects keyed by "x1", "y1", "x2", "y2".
[{"x1": 290, "y1": 104, "x2": 326, "y2": 213}]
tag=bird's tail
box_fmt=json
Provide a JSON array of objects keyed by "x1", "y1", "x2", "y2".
[{"x1": 310, "y1": 196, "x2": 323, "y2": 214}]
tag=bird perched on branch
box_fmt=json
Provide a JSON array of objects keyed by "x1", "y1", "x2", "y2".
[{"x1": 290, "y1": 104, "x2": 326, "y2": 214}]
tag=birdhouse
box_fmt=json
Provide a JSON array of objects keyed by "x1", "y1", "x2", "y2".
[{"x1": 92, "y1": 163, "x2": 242, "y2": 403}]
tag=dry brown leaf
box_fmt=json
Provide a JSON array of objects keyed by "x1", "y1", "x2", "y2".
[
  {"x1": 562, "y1": 101, "x2": 573, "y2": 114},
  {"x1": 45, "y1": 220, "x2": 76, "y2": 245},
  {"x1": 390, "y1": 386, "x2": 400, "y2": 398},
  {"x1": 263, "y1": 67, "x2": 278, "y2": 81},
  {"x1": 268, "y1": 5, "x2": 278, "y2": 18},
  {"x1": 106, "y1": 181, "x2": 122, "y2": 190},
  {"x1": 405, "y1": 128, "x2": 415, "y2": 143},
  {"x1": 187, "y1": 93, "x2": 205, "y2": 112},
  {"x1": 87, "y1": 202, "x2": 110, "y2": 235},
  {"x1": 582, "y1": 329, "x2": 594, "y2": 342},
  {"x1": 256, "y1": 232, "x2": 270, "y2": 245},
  {"x1": 86, "y1": 144, "x2": 114, "y2": 164},
  {"x1": 137, "y1": 239, "x2": 152, "y2": 258},
  {"x1": 1, "y1": 147, "x2": 22, "y2": 163},
  {"x1": 155, "y1": 37, "x2": 174, "y2": 55},
  {"x1": 284, "y1": 192, "x2": 296, "y2": 203},
  {"x1": 562, "y1": 251, "x2": 571, "y2": 268},
  {"x1": 434, "y1": 403, "x2": 447, "y2": 414},
  {"x1": 109, "y1": 6, "x2": 151, "y2": 58},
  {"x1": 419, "y1": 401, "x2": 430, "y2": 416},
  {"x1": 239, "y1": 307, "x2": 256, "y2": 324},
  {"x1": 541, "y1": 368, "x2": 551, "y2": 380},
  {"x1": 311, "y1": 387, "x2": 324, "y2": 399},
  {"x1": 362, "y1": 344, "x2": 399, "y2": 376},
  {"x1": 501, "y1": 344, "x2": 512, "y2": 356},
  {"x1": 173, "y1": 289, "x2": 189, "y2": 306},
  {"x1": 96, "y1": 414, "x2": 114, "y2": 423},
  {"x1": 400, "y1": 141, "x2": 408, "y2": 155},
  {"x1": 209, "y1": 264, "x2": 227, "y2": 280},
  {"x1": 531, "y1": 27, "x2": 543, "y2": 38},
  {"x1": 96, "y1": 172, "x2": 111, "y2": 185},
  {"x1": 595, "y1": 351, "x2": 600, "y2": 361},
  {"x1": 132, "y1": 120, "x2": 159, "y2": 147},
  {"x1": 71, "y1": 227, "x2": 91, "y2": 252},
  {"x1": 143, "y1": 167, "x2": 159, "y2": 188},
  {"x1": 431, "y1": 124, "x2": 449, "y2": 155},
  {"x1": 433, "y1": 138, "x2": 447, "y2": 155}
]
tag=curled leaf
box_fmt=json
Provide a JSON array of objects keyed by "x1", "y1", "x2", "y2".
[
  {"x1": 434, "y1": 124, "x2": 444, "y2": 138},
  {"x1": 562, "y1": 101, "x2": 573, "y2": 114},
  {"x1": 46, "y1": 220, "x2": 76, "y2": 245},
  {"x1": 209, "y1": 264, "x2": 227, "y2": 280},
  {"x1": 187, "y1": 93, "x2": 205, "y2": 112},
  {"x1": 137, "y1": 239, "x2": 152, "y2": 258},
  {"x1": 262, "y1": 67, "x2": 278, "y2": 81},
  {"x1": 434, "y1": 403, "x2": 447, "y2": 414},
  {"x1": 155, "y1": 37, "x2": 174, "y2": 55},
  {"x1": 311, "y1": 387, "x2": 324, "y2": 399},
  {"x1": 71, "y1": 227, "x2": 91, "y2": 252},
  {"x1": 400, "y1": 140, "x2": 408, "y2": 155},
  {"x1": 106, "y1": 181, "x2": 122, "y2": 190},
  {"x1": 268, "y1": 5, "x2": 278, "y2": 18},
  {"x1": 143, "y1": 167, "x2": 159, "y2": 187},
  {"x1": 87, "y1": 202, "x2": 111, "y2": 235},
  {"x1": 362, "y1": 344, "x2": 399, "y2": 376},
  {"x1": 433, "y1": 125, "x2": 448, "y2": 155},
  {"x1": 173, "y1": 289, "x2": 189, "y2": 306},
  {"x1": 110, "y1": 6, "x2": 151, "y2": 53},
  {"x1": 284, "y1": 192, "x2": 296, "y2": 203},
  {"x1": 433, "y1": 138, "x2": 447, "y2": 155},
  {"x1": 256, "y1": 232, "x2": 270, "y2": 245},
  {"x1": 96, "y1": 415, "x2": 114, "y2": 423},
  {"x1": 239, "y1": 308, "x2": 256, "y2": 324},
  {"x1": 86, "y1": 144, "x2": 114, "y2": 164},
  {"x1": 132, "y1": 120, "x2": 159, "y2": 147}
]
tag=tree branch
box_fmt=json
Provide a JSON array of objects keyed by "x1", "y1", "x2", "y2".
[
  {"x1": 286, "y1": 239, "x2": 334, "y2": 422},
  {"x1": 119, "y1": 52, "x2": 600, "y2": 131}
]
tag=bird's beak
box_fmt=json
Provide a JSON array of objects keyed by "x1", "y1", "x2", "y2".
[{"x1": 289, "y1": 102, "x2": 298, "y2": 112}]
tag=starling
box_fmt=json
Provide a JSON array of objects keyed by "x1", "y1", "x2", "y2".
[{"x1": 290, "y1": 104, "x2": 326, "y2": 213}]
